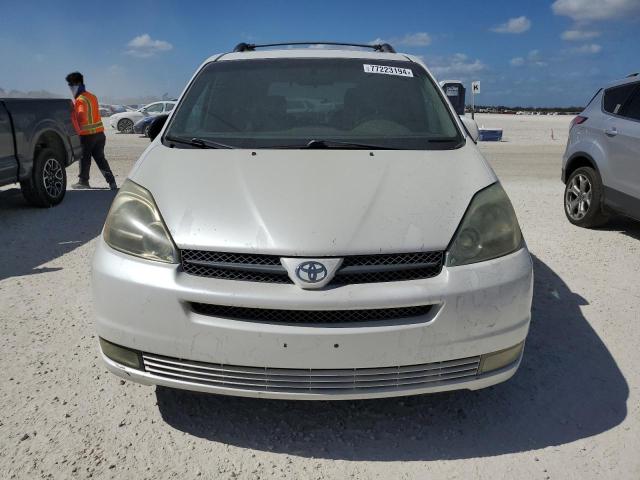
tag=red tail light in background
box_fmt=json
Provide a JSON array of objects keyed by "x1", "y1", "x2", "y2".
[{"x1": 570, "y1": 115, "x2": 588, "y2": 129}]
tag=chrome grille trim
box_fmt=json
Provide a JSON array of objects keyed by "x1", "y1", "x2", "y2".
[
  {"x1": 189, "y1": 303, "x2": 434, "y2": 325},
  {"x1": 181, "y1": 250, "x2": 444, "y2": 285},
  {"x1": 142, "y1": 353, "x2": 481, "y2": 393}
]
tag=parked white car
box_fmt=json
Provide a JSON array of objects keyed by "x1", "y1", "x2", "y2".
[
  {"x1": 562, "y1": 73, "x2": 640, "y2": 226},
  {"x1": 109, "y1": 101, "x2": 176, "y2": 133},
  {"x1": 93, "y1": 42, "x2": 533, "y2": 400}
]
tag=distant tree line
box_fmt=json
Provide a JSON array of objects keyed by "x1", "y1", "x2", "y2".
[
  {"x1": 0, "y1": 87, "x2": 172, "y2": 106},
  {"x1": 0, "y1": 87, "x2": 62, "y2": 99},
  {"x1": 469, "y1": 104, "x2": 584, "y2": 114}
]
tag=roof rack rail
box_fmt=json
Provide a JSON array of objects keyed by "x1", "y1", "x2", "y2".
[
  {"x1": 232, "y1": 42, "x2": 396, "y2": 53},
  {"x1": 627, "y1": 72, "x2": 639, "y2": 77}
]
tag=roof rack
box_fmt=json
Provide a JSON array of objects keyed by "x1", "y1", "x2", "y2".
[
  {"x1": 627, "y1": 72, "x2": 639, "y2": 77},
  {"x1": 232, "y1": 42, "x2": 396, "y2": 53}
]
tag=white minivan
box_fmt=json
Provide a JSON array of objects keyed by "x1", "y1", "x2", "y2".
[{"x1": 93, "y1": 42, "x2": 533, "y2": 400}]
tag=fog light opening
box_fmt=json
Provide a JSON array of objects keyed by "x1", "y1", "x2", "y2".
[
  {"x1": 99, "y1": 338, "x2": 143, "y2": 370},
  {"x1": 479, "y1": 342, "x2": 524, "y2": 374}
]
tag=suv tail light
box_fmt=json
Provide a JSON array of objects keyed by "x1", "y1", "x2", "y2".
[{"x1": 570, "y1": 115, "x2": 588, "y2": 129}]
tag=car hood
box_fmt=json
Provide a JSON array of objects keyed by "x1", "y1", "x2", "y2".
[{"x1": 130, "y1": 144, "x2": 497, "y2": 255}]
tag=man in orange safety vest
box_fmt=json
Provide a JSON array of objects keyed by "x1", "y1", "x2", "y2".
[{"x1": 66, "y1": 71, "x2": 117, "y2": 190}]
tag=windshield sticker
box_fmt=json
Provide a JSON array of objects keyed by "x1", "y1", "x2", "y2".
[{"x1": 363, "y1": 64, "x2": 413, "y2": 77}]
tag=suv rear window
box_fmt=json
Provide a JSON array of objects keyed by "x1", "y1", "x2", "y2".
[
  {"x1": 603, "y1": 83, "x2": 637, "y2": 115},
  {"x1": 164, "y1": 58, "x2": 463, "y2": 150}
]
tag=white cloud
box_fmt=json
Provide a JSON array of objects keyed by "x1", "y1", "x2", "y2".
[
  {"x1": 561, "y1": 29, "x2": 601, "y2": 40},
  {"x1": 107, "y1": 64, "x2": 125, "y2": 75},
  {"x1": 491, "y1": 16, "x2": 531, "y2": 34},
  {"x1": 398, "y1": 32, "x2": 432, "y2": 46},
  {"x1": 527, "y1": 50, "x2": 548, "y2": 67},
  {"x1": 125, "y1": 34, "x2": 173, "y2": 58},
  {"x1": 573, "y1": 43, "x2": 603, "y2": 54},
  {"x1": 370, "y1": 32, "x2": 432, "y2": 47},
  {"x1": 430, "y1": 53, "x2": 487, "y2": 77},
  {"x1": 510, "y1": 50, "x2": 547, "y2": 67},
  {"x1": 552, "y1": 0, "x2": 640, "y2": 22}
]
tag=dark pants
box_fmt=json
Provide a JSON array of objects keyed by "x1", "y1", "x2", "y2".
[{"x1": 79, "y1": 132, "x2": 115, "y2": 184}]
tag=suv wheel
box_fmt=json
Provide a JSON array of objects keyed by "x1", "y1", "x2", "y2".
[
  {"x1": 564, "y1": 166, "x2": 607, "y2": 228},
  {"x1": 20, "y1": 148, "x2": 67, "y2": 207},
  {"x1": 118, "y1": 118, "x2": 134, "y2": 133}
]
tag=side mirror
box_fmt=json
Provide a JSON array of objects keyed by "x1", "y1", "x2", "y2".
[
  {"x1": 460, "y1": 116, "x2": 480, "y2": 143},
  {"x1": 148, "y1": 114, "x2": 169, "y2": 141}
]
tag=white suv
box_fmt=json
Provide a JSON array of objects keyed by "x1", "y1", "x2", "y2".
[
  {"x1": 562, "y1": 74, "x2": 640, "y2": 227},
  {"x1": 93, "y1": 42, "x2": 533, "y2": 400}
]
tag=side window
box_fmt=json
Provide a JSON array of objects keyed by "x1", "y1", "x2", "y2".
[
  {"x1": 146, "y1": 103, "x2": 164, "y2": 114},
  {"x1": 164, "y1": 103, "x2": 175, "y2": 112},
  {"x1": 619, "y1": 86, "x2": 640, "y2": 121},
  {"x1": 603, "y1": 84, "x2": 636, "y2": 115}
]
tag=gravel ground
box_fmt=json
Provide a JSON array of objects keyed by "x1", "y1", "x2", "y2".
[{"x1": 1, "y1": 115, "x2": 638, "y2": 479}]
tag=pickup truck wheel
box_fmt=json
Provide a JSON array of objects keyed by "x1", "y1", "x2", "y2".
[
  {"x1": 20, "y1": 148, "x2": 67, "y2": 207},
  {"x1": 118, "y1": 118, "x2": 134, "y2": 133}
]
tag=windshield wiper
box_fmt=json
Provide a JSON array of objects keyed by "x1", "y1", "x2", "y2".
[
  {"x1": 304, "y1": 139, "x2": 395, "y2": 150},
  {"x1": 267, "y1": 139, "x2": 456, "y2": 150},
  {"x1": 263, "y1": 139, "x2": 397, "y2": 149},
  {"x1": 165, "y1": 135, "x2": 236, "y2": 149}
]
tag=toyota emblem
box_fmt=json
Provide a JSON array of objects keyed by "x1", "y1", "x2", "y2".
[{"x1": 295, "y1": 261, "x2": 328, "y2": 283}]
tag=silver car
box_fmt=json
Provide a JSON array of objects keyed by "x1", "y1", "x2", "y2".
[
  {"x1": 562, "y1": 73, "x2": 640, "y2": 227},
  {"x1": 93, "y1": 42, "x2": 533, "y2": 400}
]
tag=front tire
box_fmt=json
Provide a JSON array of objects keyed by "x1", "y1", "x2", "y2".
[
  {"x1": 117, "y1": 118, "x2": 134, "y2": 133},
  {"x1": 564, "y1": 166, "x2": 608, "y2": 228},
  {"x1": 20, "y1": 148, "x2": 67, "y2": 207}
]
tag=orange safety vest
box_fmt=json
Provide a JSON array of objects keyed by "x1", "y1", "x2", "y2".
[{"x1": 72, "y1": 91, "x2": 104, "y2": 135}]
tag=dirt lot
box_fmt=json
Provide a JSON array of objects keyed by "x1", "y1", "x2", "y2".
[{"x1": 1, "y1": 115, "x2": 639, "y2": 479}]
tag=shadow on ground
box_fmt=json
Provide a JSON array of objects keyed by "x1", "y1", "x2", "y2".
[
  {"x1": 599, "y1": 216, "x2": 640, "y2": 241},
  {"x1": 157, "y1": 255, "x2": 628, "y2": 460},
  {"x1": 0, "y1": 188, "x2": 115, "y2": 281}
]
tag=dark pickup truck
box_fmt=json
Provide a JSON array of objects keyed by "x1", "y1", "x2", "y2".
[{"x1": 0, "y1": 98, "x2": 82, "y2": 207}]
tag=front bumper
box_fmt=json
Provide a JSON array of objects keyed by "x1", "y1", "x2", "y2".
[{"x1": 93, "y1": 240, "x2": 533, "y2": 400}]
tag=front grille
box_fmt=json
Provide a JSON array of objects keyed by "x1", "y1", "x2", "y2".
[
  {"x1": 181, "y1": 250, "x2": 289, "y2": 283},
  {"x1": 181, "y1": 249, "x2": 444, "y2": 285},
  {"x1": 190, "y1": 303, "x2": 433, "y2": 325},
  {"x1": 142, "y1": 353, "x2": 480, "y2": 394}
]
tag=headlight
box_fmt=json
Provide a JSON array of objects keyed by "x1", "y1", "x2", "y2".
[
  {"x1": 447, "y1": 183, "x2": 523, "y2": 267},
  {"x1": 103, "y1": 179, "x2": 179, "y2": 263}
]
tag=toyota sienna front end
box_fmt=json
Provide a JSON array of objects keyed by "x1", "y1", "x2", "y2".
[{"x1": 93, "y1": 44, "x2": 533, "y2": 400}]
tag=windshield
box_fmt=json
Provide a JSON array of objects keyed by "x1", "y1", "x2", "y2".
[{"x1": 164, "y1": 58, "x2": 463, "y2": 150}]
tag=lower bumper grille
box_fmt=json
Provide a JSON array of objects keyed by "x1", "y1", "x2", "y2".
[
  {"x1": 142, "y1": 353, "x2": 481, "y2": 394},
  {"x1": 189, "y1": 303, "x2": 433, "y2": 325}
]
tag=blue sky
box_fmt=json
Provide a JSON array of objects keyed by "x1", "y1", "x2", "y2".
[{"x1": 0, "y1": 0, "x2": 638, "y2": 106}]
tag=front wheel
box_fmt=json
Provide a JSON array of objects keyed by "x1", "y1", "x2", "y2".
[
  {"x1": 117, "y1": 118, "x2": 134, "y2": 133},
  {"x1": 564, "y1": 166, "x2": 608, "y2": 228},
  {"x1": 20, "y1": 148, "x2": 67, "y2": 207}
]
